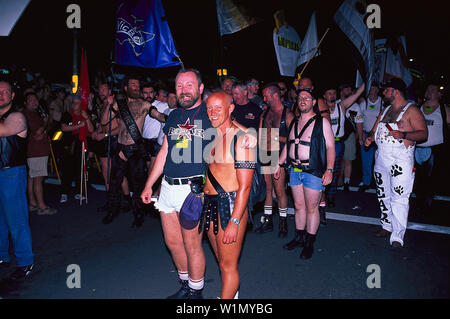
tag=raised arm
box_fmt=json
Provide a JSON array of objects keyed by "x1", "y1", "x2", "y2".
[{"x1": 341, "y1": 83, "x2": 365, "y2": 109}]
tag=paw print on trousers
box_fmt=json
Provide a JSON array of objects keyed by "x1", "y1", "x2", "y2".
[
  {"x1": 390, "y1": 165, "x2": 403, "y2": 177},
  {"x1": 394, "y1": 185, "x2": 404, "y2": 195}
]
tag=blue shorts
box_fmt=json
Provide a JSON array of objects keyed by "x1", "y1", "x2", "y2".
[{"x1": 289, "y1": 167, "x2": 324, "y2": 191}]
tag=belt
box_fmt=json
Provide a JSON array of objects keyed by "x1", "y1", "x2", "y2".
[{"x1": 164, "y1": 175, "x2": 204, "y2": 186}]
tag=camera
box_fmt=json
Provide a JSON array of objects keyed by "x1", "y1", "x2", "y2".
[{"x1": 37, "y1": 106, "x2": 47, "y2": 119}]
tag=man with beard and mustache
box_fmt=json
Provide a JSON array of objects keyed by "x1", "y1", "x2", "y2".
[
  {"x1": 274, "y1": 88, "x2": 335, "y2": 259},
  {"x1": 365, "y1": 78, "x2": 427, "y2": 248},
  {"x1": 0, "y1": 78, "x2": 35, "y2": 279},
  {"x1": 322, "y1": 83, "x2": 365, "y2": 210},
  {"x1": 101, "y1": 75, "x2": 166, "y2": 227},
  {"x1": 141, "y1": 69, "x2": 210, "y2": 299},
  {"x1": 91, "y1": 80, "x2": 131, "y2": 211},
  {"x1": 141, "y1": 69, "x2": 254, "y2": 299}
]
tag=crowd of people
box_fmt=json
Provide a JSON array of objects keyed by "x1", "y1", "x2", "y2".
[{"x1": 0, "y1": 65, "x2": 448, "y2": 298}]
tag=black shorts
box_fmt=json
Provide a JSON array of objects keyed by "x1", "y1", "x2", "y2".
[
  {"x1": 143, "y1": 138, "x2": 161, "y2": 158},
  {"x1": 92, "y1": 135, "x2": 119, "y2": 158}
]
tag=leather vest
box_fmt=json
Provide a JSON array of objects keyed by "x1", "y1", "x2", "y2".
[{"x1": 0, "y1": 109, "x2": 27, "y2": 169}]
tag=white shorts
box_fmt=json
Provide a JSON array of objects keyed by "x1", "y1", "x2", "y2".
[
  {"x1": 27, "y1": 156, "x2": 49, "y2": 178},
  {"x1": 154, "y1": 177, "x2": 191, "y2": 214}
]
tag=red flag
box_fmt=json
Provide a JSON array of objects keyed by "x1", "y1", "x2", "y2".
[{"x1": 79, "y1": 48, "x2": 89, "y2": 145}]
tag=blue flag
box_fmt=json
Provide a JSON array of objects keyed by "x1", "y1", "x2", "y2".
[{"x1": 115, "y1": 0, "x2": 180, "y2": 68}]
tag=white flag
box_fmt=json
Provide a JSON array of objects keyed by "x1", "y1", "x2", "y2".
[
  {"x1": 273, "y1": 25, "x2": 301, "y2": 76},
  {"x1": 216, "y1": 0, "x2": 255, "y2": 36},
  {"x1": 297, "y1": 11, "x2": 320, "y2": 66}
]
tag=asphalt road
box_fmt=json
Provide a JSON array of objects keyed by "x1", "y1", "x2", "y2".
[{"x1": 0, "y1": 183, "x2": 448, "y2": 300}]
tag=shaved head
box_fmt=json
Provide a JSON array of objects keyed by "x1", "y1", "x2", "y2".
[{"x1": 206, "y1": 90, "x2": 234, "y2": 129}]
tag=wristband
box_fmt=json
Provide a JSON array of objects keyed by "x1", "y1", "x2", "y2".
[{"x1": 327, "y1": 168, "x2": 333, "y2": 173}]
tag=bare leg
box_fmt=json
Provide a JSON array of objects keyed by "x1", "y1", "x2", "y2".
[
  {"x1": 180, "y1": 218, "x2": 205, "y2": 281},
  {"x1": 290, "y1": 185, "x2": 306, "y2": 230},
  {"x1": 160, "y1": 211, "x2": 188, "y2": 273},
  {"x1": 27, "y1": 176, "x2": 37, "y2": 208},
  {"x1": 304, "y1": 187, "x2": 322, "y2": 235},
  {"x1": 213, "y1": 211, "x2": 248, "y2": 299},
  {"x1": 33, "y1": 176, "x2": 47, "y2": 209},
  {"x1": 272, "y1": 169, "x2": 288, "y2": 210}
]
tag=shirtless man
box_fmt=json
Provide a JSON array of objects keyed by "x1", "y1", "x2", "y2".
[
  {"x1": 202, "y1": 91, "x2": 255, "y2": 298},
  {"x1": 91, "y1": 80, "x2": 130, "y2": 210},
  {"x1": 102, "y1": 75, "x2": 166, "y2": 227},
  {"x1": 274, "y1": 88, "x2": 335, "y2": 259},
  {"x1": 366, "y1": 78, "x2": 427, "y2": 248},
  {"x1": 294, "y1": 77, "x2": 330, "y2": 122},
  {"x1": 256, "y1": 83, "x2": 295, "y2": 237}
]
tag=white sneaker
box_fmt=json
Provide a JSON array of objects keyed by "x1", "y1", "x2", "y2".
[
  {"x1": 60, "y1": 194, "x2": 68, "y2": 203},
  {"x1": 74, "y1": 194, "x2": 86, "y2": 200}
]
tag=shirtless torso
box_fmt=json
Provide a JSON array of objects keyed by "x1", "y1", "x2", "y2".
[
  {"x1": 116, "y1": 98, "x2": 151, "y2": 145},
  {"x1": 204, "y1": 126, "x2": 245, "y2": 194},
  {"x1": 259, "y1": 107, "x2": 294, "y2": 151},
  {"x1": 288, "y1": 115, "x2": 316, "y2": 166}
]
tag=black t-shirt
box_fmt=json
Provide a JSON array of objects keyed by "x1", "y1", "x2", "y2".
[
  {"x1": 61, "y1": 111, "x2": 82, "y2": 147},
  {"x1": 231, "y1": 101, "x2": 262, "y2": 131},
  {"x1": 162, "y1": 102, "x2": 214, "y2": 178}
]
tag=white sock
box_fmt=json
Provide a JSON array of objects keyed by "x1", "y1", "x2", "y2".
[
  {"x1": 178, "y1": 270, "x2": 189, "y2": 281},
  {"x1": 279, "y1": 207, "x2": 287, "y2": 217},
  {"x1": 264, "y1": 205, "x2": 272, "y2": 215},
  {"x1": 188, "y1": 277, "x2": 204, "y2": 290}
]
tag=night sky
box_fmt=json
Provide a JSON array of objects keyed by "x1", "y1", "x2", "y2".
[{"x1": 0, "y1": 0, "x2": 448, "y2": 94}]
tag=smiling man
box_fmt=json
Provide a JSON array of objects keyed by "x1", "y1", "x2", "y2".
[{"x1": 203, "y1": 90, "x2": 255, "y2": 299}]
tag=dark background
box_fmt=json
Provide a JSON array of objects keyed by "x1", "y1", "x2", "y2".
[{"x1": 0, "y1": 0, "x2": 448, "y2": 94}]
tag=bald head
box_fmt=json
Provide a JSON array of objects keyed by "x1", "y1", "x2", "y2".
[{"x1": 206, "y1": 91, "x2": 234, "y2": 128}]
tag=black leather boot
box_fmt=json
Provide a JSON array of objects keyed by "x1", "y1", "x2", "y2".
[
  {"x1": 283, "y1": 229, "x2": 304, "y2": 250},
  {"x1": 278, "y1": 216, "x2": 288, "y2": 238},
  {"x1": 166, "y1": 280, "x2": 189, "y2": 299},
  {"x1": 300, "y1": 232, "x2": 316, "y2": 260},
  {"x1": 254, "y1": 214, "x2": 273, "y2": 234},
  {"x1": 187, "y1": 288, "x2": 204, "y2": 299},
  {"x1": 132, "y1": 212, "x2": 144, "y2": 228},
  {"x1": 102, "y1": 210, "x2": 119, "y2": 225},
  {"x1": 319, "y1": 206, "x2": 327, "y2": 225}
]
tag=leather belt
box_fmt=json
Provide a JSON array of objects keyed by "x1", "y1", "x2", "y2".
[{"x1": 164, "y1": 175, "x2": 203, "y2": 186}]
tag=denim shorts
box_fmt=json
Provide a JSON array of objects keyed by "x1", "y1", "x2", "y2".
[{"x1": 289, "y1": 167, "x2": 324, "y2": 191}]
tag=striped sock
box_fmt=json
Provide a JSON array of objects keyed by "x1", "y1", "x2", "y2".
[
  {"x1": 188, "y1": 277, "x2": 204, "y2": 290},
  {"x1": 319, "y1": 201, "x2": 326, "y2": 207},
  {"x1": 264, "y1": 205, "x2": 272, "y2": 215},
  {"x1": 178, "y1": 270, "x2": 189, "y2": 281},
  {"x1": 279, "y1": 207, "x2": 287, "y2": 217}
]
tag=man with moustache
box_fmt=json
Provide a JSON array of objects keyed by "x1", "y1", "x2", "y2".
[
  {"x1": 322, "y1": 83, "x2": 365, "y2": 208},
  {"x1": 141, "y1": 69, "x2": 254, "y2": 299},
  {"x1": 141, "y1": 69, "x2": 210, "y2": 299},
  {"x1": 102, "y1": 75, "x2": 165, "y2": 227},
  {"x1": 0, "y1": 78, "x2": 35, "y2": 279},
  {"x1": 274, "y1": 88, "x2": 335, "y2": 259},
  {"x1": 256, "y1": 83, "x2": 295, "y2": 238},
  {"x1": 366, "y1": 78, "x2": 427, "y2": 247},
  {"x1": 91, "y1": 80, "x2": 131, "y2": 211}
]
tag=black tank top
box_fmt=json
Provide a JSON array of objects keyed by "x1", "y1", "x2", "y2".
[{"x1": 0, "y1": 108, "x2": 27, "y2": 169}]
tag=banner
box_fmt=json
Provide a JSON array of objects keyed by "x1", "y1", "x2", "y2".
[
  {"x1": 297, "y1": 11, "x2": 320, "y2": 66},
  {"x1": 334, "y1": 0, "x2": 374, "y2": 96},
  {"x1": 273, "y1": 25, "x2": 301, "y2": 77},
  {"x1": 373, "y1": 38, "x2": 387, "y2": 84},
  {"x1": 115, "y1": 0, "x2": 180, "y2": 68},
  {"x1": 216, "y1": 0, "x2": 256, "y2": 36},
  {"x1": 385, "y1": 36, "x2": 413, "y2": 87},
  {"x1": 0, "y1": 0, "x2": 30, "y2": 36}
]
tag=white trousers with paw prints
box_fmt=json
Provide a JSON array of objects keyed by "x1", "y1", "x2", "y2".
[{"x1": 374, "y1": 144, "x2": 415, "y2": 246}]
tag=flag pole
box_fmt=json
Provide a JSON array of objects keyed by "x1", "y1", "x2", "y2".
[
  {"x1": 298, "y1": 27, "x2": 330, "y2": 79},
  {"x1": 80, "y1": 142, "x2": 84, "y2": 205}
]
